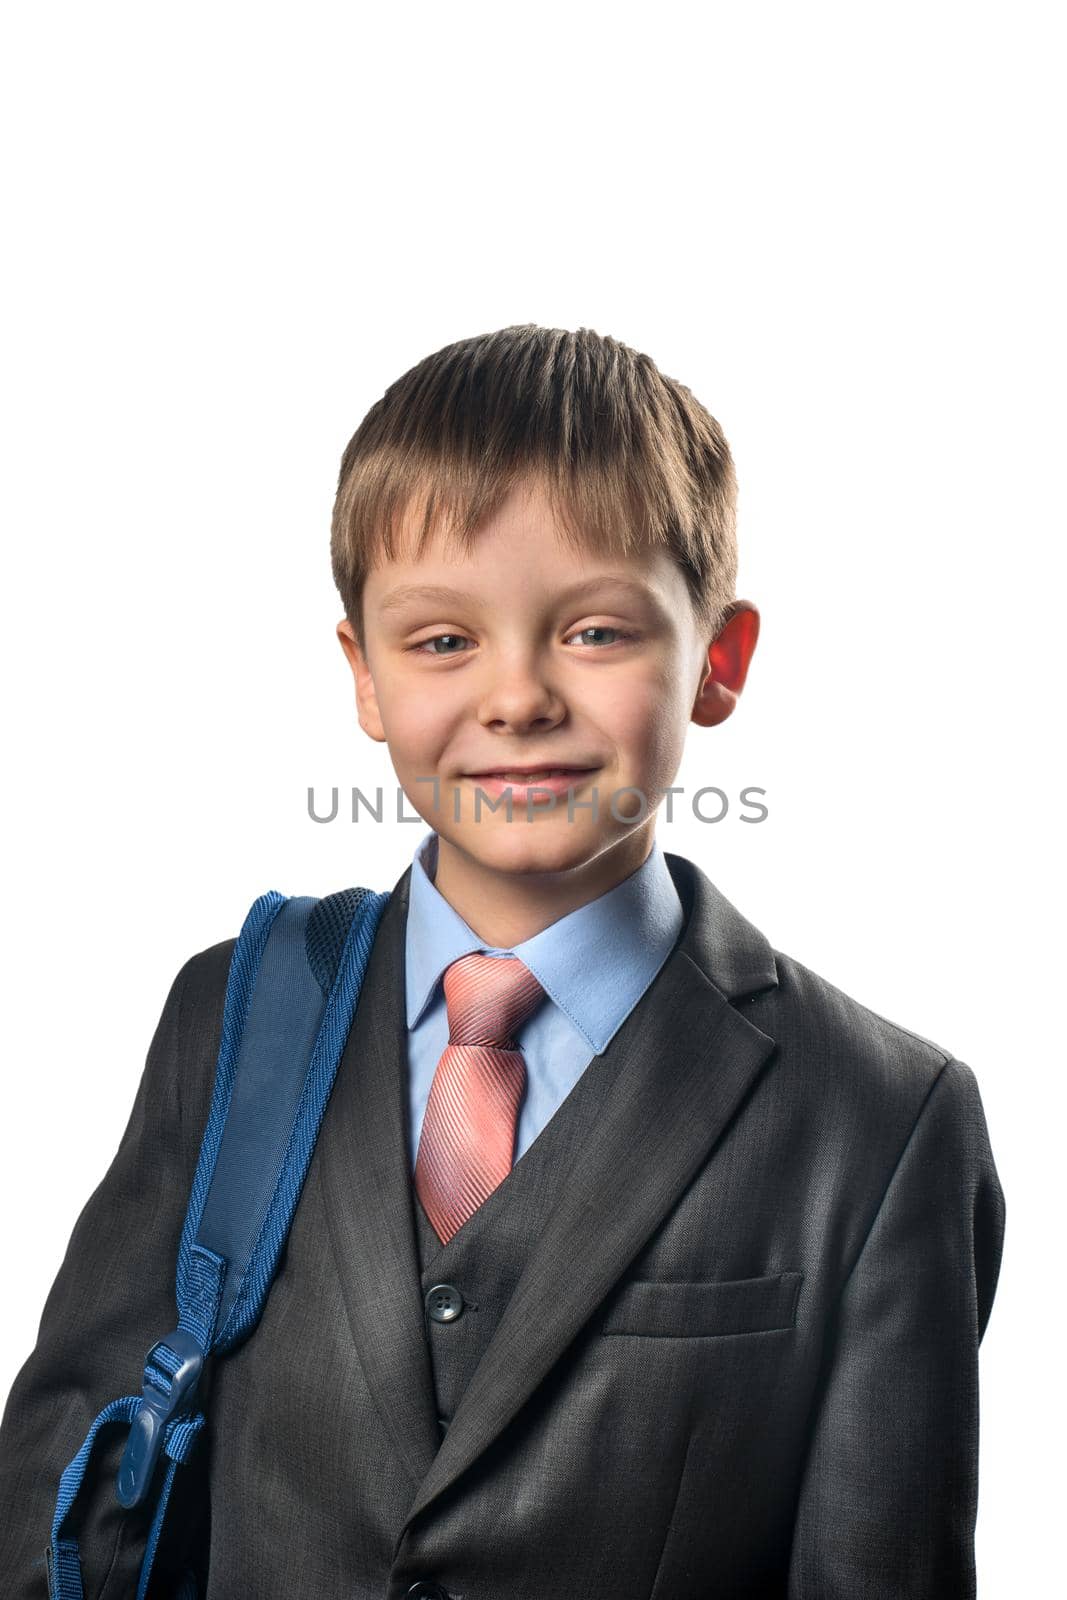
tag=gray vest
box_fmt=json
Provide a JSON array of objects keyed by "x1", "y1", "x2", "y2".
[{"x1": 412, "y1": 1047, "x2": 616, "y2": 1436}]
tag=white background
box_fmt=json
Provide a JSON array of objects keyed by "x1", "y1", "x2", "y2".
[{"x1": 1, "y1": 3, "x2": 1061, "y2": 1588}]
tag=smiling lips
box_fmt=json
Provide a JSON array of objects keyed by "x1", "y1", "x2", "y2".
[
  {"x1": 463, "y1": 767, "x2": 599, "y2": 797},
  {"x1": 467, "y1": 767, "x2": 596, "y2": 779}
]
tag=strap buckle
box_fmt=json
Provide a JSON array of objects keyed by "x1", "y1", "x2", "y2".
[{"x1": 116, "y1": 1328, "x2": 205, "y2": 1508}]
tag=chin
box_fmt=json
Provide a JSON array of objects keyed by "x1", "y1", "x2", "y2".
[{"x1": 457, "y1": 818, "x2": 605, "y2": 876}]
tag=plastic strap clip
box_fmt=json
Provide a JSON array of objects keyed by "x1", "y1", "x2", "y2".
[{"x1": 116, "y1": 1328, "x2": 205, "y2": 1509}]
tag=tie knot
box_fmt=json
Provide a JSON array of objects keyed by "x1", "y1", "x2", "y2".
[{"x1": 442, "y1": 952, "x2": 546, "y2": 1048}]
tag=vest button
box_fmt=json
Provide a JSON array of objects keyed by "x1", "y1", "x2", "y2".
[
  {"x1": 406, "y1": 1583, "x2": 450, "y2": 1599},
  {"x1": 425, "y1": 1282, "x2": 465, "y2": 1323}
]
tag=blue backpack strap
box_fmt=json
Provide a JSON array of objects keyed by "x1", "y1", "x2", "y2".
[{"x1": 46, "y1": 884, "x2": 389, "y2": 1600}]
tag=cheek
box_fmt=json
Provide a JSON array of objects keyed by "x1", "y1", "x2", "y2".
[
  {"x1": 599, "y1": 668, "x2": 689, "y2": 773},
  {"x1": 376, "y1": 678, "x2": 454, "y2": 758}
]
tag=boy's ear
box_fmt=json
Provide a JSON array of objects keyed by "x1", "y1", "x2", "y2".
[
  {"x1": 691, "y1": 602, "x2": 760, "y2": 728},
  {"x1": 336, "y1": 619, "x2": 387, "y2": 743}
]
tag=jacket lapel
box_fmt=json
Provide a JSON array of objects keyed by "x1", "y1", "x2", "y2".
[
  {"x1": 398, "y1": 850, "x2": 780, "y2": 1533},
  {"x1": 316, "y1": 867, "x2": 444, "y2": 1490}
]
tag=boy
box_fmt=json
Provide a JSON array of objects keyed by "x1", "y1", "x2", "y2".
[{"x1": 0, "y1": 324, "x2": 1005, "y2": 1598}]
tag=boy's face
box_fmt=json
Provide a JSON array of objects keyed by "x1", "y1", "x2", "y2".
[{"x1": 338, "y1": 476, "x2": 756, "y2": 910}]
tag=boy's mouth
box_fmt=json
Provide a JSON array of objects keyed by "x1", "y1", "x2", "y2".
[
  {"x1": 460, "y1": 766, "x2": 601, "y2": 799},
  {"x1": 464, "y1": 766, "x2": 598, "y2": 781}
]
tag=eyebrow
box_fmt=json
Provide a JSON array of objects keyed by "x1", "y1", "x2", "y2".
[{"x1": 375, "y1": 575, "x2": 662, "y2": 615}]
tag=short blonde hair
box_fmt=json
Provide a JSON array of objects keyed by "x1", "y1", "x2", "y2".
[{"x1": 330, "y1": 324, "x2": 737, "y2": 651}]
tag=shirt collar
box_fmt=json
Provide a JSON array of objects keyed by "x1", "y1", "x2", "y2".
[{"x1": 405, "y1": 829, "x2": 683, "y2": 1054}]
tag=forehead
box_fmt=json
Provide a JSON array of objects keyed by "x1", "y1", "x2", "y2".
[
  {"x1": 373, "y1": 573, "x2": 672, "y2": 624},
  {"x1": 366, "y1": 477, "x2": 685, "y2": 614}
]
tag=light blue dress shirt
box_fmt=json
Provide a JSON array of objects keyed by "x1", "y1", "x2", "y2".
[{"x1": 404, "y1": 829, "x2": 685, "y2": 1171}]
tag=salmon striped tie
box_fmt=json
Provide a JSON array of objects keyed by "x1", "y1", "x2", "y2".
[{"x1": 414, "y1": 952, "x2": 547, "y2": 1245}]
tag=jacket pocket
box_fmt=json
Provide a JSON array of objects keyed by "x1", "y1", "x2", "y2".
[{"x1": 599, "y1": 1270, "x2": 803, "y2": 1338}]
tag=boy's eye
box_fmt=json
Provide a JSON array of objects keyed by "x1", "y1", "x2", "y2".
[
  {"x1": 564, "y1": 625, "x2": 635, "y2": 648},
  {"x1": 410, "y1": 633, "x2": 472, "y2": 656}
]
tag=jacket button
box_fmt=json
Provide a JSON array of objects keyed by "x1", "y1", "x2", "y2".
[
  {"x1": 406, "y1": 1583, "x2": 450, "y2": 1599},
  {"x1": 425, "y1": 1283, "x2": 464, "y2": 1323}
]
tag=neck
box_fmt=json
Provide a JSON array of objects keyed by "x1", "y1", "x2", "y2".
[{"x1": 429, "y1": 823, "x2": 657, "y2": 948}]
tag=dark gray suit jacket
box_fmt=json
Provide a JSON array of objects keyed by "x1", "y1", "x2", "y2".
[{"x1": 0, "y1": 852, "x2": 1006, "y2": 1598}]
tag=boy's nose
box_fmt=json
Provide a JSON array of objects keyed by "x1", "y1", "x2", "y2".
[{"x1": 476, "y1": 663, "x2": 566, "y2": 732}]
